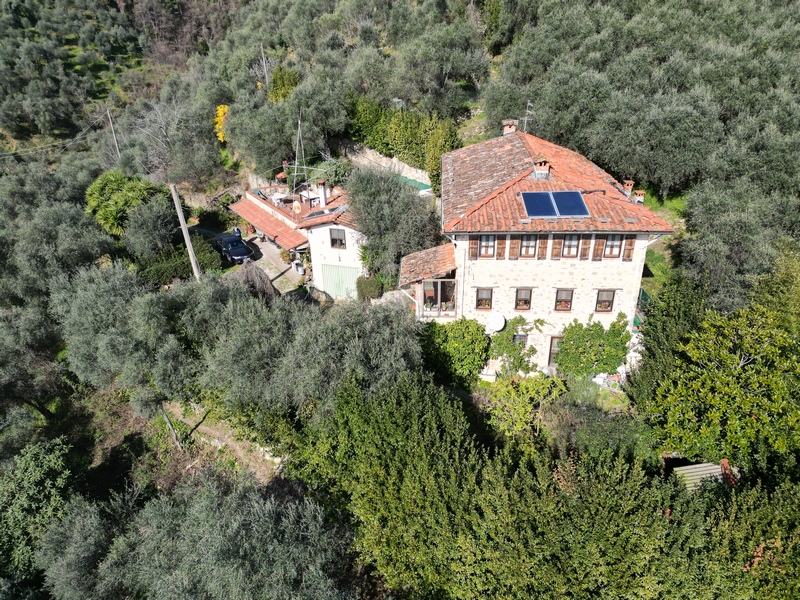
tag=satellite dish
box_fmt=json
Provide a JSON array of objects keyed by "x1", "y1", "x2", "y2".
[
  {"x1": 292, "y1": 200, "x2": 302, "y2": 214},
  {"x1": 487, "y1": 312, "x2": 506, "y2": 333}
]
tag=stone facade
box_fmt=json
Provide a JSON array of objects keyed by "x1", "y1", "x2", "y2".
[{"x1": 437, "y1": 232, "x2": 650, "y2": 367}]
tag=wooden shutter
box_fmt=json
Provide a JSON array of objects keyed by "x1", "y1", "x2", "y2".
[
  {"x1": 579, "y1": 235, "x2": 591, "y2": 260},
  {"x1": 622, "y1": 235, "x2": 636, "y2": 262},
  {"x1": 550, "y1": 234, "x2": 564, "y2": 260},
  {"x1": 468, "y1": 236, "x2": 478, "y2": 260},
  {"x1": 592, "y1": 235, "x2": 606, "y2": 261},
  {"x1": 496, "y1": 235, "x2": 507, "y2": 260},
  {"x1": 508, "y1": 235, "x2": 521, "y2": 260},
  {"x1": 537, "y1": 236, "x2": 548, "y2": 260}
]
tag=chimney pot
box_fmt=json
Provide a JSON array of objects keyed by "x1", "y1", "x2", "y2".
[
  {"x1": 623, "y1": 180, "x2": 634, "y2": 197},
  {"x1": 634, "y1": 189, "x2": 645, "y2": 204},
  {"x1": 532, "y1": 157, "x2": 551, "y2": 180},
  {"x1": 318, "y1": 180, "x2": 327, "y2": 208},
  {"x1": 502, "y1": 119, "x2": 518, "y2": 136}
]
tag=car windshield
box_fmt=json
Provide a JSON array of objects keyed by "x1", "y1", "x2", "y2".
[{"x1": 227, "y1": 239, "x2": 246, "y2": 250}]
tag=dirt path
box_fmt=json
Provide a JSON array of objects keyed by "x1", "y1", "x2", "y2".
[{"x1": 165, "y1": 402, "x2": 281, "y2": 485}]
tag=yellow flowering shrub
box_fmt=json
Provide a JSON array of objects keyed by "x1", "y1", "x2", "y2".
[{"x1": 214, "y1": 105, "x2": 229, "y2": 143}]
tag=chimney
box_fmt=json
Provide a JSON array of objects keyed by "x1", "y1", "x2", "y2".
[
  {"x1": 623, "y1": 180, "x2": 634, "y2": 198},
  {"x1": 277, "y1": 160, "x2": 289, "y2": 184},
  {"x1": 532, "y1": 155, "x2": 551, "y2": 180},
  {"x1": 720, "y1": 459, "x2": 736, "y2": 486},
  {"x1": 502, "y1": 119, "x2": 518, "y2": 136},
  {"x1": 318, "y1": 179, "x2": 327, "y2": 208},
  {"x1": 634, "y1": 189, "x2": 645, "y2": 204}
]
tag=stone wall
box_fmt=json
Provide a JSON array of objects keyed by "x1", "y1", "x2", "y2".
[
  {"x1": 446, "y1": 233, "x2": 649, "y2": 366},
  {"x1": 332, "y1": 139, "x2": 431, "y2": 185}
]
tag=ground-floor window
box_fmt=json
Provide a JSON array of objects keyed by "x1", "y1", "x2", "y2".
[
  {"x1": 596, "y1": 290, "x2": 615, "y2": 312},
  {"x1": 422, "y1": 279, "x2": 457, "y2": 317},
  {"x1": 548, "y1": 336, "x2": 563, "y2": 367},
  {"x1": 555, "y1": 289, "x2": 573, "y2": 311},
  {"x1": 476, "y1": 288, "x2": 493, "y2": 309},
  {"x1": 515, "y1": 288, "x2": 532, "y2": 310}
]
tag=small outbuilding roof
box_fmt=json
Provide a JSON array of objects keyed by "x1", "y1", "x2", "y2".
[
  {"x1": 399, "y1": 243, "x2": 456, "y2": 287},
  {"x1": 673, "y1": 461, "x2": 737, "y2": 492},
  {"x1": 229, "y1": 197, "x2": 308, "y2": 250}
]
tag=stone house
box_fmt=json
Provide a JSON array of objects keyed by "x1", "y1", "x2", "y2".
[{"x1": 399, "y1": 121, "x2": 673, "y2": 368}]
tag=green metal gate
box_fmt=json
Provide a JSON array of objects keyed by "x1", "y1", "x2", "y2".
[{"x1": 319, "y1": 264, "x2": 359, "y2": 299}]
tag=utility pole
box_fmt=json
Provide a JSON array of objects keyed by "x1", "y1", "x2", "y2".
[
  {"x1": 107, "y1": 108, "x2": 121, "y2": 160},
  {"x1": 170, "y1": 184, "x2": 201, "y2": 281}
]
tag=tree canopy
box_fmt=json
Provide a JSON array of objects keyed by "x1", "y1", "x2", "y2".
[
  {"x1": 642, "y1": 304, "x2": 800, "y2": 469},
  {"x1": 36, "y1": 472, "x2": 355, "y2": 600},
  {"x1": 346, "y1": 168, "x2": 441, "y2": 279}
]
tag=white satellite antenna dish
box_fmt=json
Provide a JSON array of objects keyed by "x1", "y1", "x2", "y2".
[{"x1": 487, "y1": 312, "x2": 506, "y2": 333}]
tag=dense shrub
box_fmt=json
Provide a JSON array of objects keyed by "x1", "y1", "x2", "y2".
[
  {"x1": 348, "y1": 97, "x2": 461, "y2": 194},
  {"x1": 555, "y1": 314, "x2": 630, "y2": 378},
  {"x1": 489, "y1": 315, "x2": 540, "y2": 377},
  {"x1": 356, "y1": 276, "x2": 383, "y2": 302},
  {"x1": 85, "y1": 171, "x2": 170, "y2": 236},
  {"x1": 422, "y1": 318, "x2": 490, "y2": 387},
  {"x1": 138, "y1": 235, "x2": 221, "y2": 285}
]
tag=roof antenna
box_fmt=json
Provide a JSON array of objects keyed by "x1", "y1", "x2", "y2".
[
  {"x1": 292, "y1": 111, "x2": 306, "y2": 194},
  {"x1": 522, "y1": 101, "x2": 534, "y2": 133}
]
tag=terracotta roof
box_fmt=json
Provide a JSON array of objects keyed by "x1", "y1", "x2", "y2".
[
  {"x1": 399, "y1": 243, "x2": 456, "y2": 286},
  {"x1": 229, "y1": 198, "x2": 308, "y2": 250},
  {"x1": 441, "y1": 131, "x2": 673, "y2": 235},
  {"x1": 300, "y1": 192, "x2": 359, "y2": 230}
]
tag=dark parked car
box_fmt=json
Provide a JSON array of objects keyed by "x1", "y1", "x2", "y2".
[{"x1": 213, "y1": 233, "x2": 254, "y2": 264}]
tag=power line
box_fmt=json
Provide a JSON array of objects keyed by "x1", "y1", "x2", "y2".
[{"x1": 0, "y1": 115, "x2": 107, "y2": 160}]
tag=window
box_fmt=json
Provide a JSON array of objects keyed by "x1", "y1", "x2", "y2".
[
  {"x1": 479, "y1": 235, "x2": 495, "y2": 257},
  {"x1": 604, "y1": 234, "x2": 622, "y2": 258},
  {"x1": 423, "y1": 280, "x2": 457, "y2": 317},
  {"x1": 548, "y1": 336, "x2": 563, "y2": 367},
  {"x1": 520, "y1": 235, "x2": 537, "y2": 257},
  {"x1": 330, "y1": 228, "x2": 346, "y2": 249},
  {"x1": 515, "y1": 288, "x2": 532, "y2": 310},
  {"x1": 596, "y1": 290, "x2": 615, "y2": 312},
  {"x1": 513, "y1": 334, "x2": 528, "y2": 346},
  {"x1": 563, "y1": 234, "x2": 580, "y2": 258},
  {"x1": 555, "y1": 289, "x2": 573, "y2": 311},
  {"x1": 476, "y1": 288, "x2": 492, "y2": 309}
]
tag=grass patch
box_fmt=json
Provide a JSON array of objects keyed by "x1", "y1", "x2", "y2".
[
  {"x1": 643, "y1": 189, "x2": 686, "y2": 220},
  {"x1": 641, "y1": 247, "x2": 671, "y2": 297}
]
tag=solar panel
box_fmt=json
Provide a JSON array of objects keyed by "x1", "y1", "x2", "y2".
[
  {"x1": 521, "y1": 191, "x2": 590, "y2": 218},
  {"x1": 552, "y1": 191, "x2": 590, "y2": 216},
  {"x1": 522, "y1": 192, "x2": 557, "y2": 217}
]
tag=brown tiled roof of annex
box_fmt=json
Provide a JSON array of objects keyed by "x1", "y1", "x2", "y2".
[
  {"x1": 229, "y1": 198, "x2": 308, "y2": 250},
  {"x1": 300, "y1": 192, "x2": 359, "y2": 230},
  {"x1": 399, "y1": 243, "x2": 456, "y2": 287},
  {"x1": 441, "y1": 131, "x2": 673, "y2": 235}
]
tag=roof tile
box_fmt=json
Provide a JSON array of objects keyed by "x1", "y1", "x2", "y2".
[
  {"x1": 229, "y1": 198, "x2": 308, "y2": 250},
  {"x1": 441, "y1": 132, "x2": 673, "y2": 235},
  {"x1": 399, "y1": 243, "x2": 456, "y2": 286}
]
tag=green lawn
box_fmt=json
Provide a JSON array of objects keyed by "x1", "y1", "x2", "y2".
[
  {"x1": 640, "y1": 190, "x2": 686, "y2": 297},
  {"x1": 643, "y1": 189, "x2": 686, "y2": 220}
]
